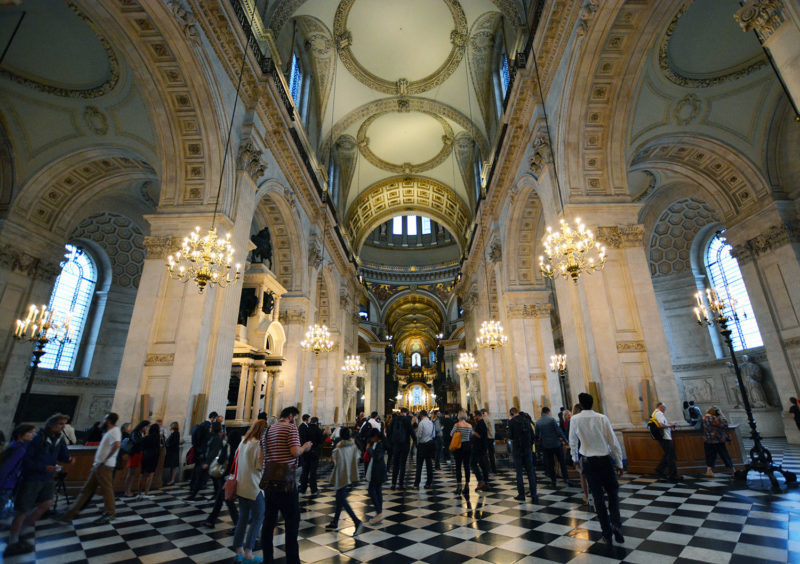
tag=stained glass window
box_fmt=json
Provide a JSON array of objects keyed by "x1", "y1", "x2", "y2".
[
  {"x1": 411, "y1": 352, "x2": 421, "y2": 367},
  {"x1": 500, "y1": 51, "x2": 510, "y2": 99},
  {"x1": 412, "y1": 385, "x2": 422, "y2": 405},
  {"x1": 41, "y1": 245, "x2": 97, "y2": 371},
  {"x1": 705, "y1": 235, "x2": 763, "y2": 351},
  {"x1": 289, "y1": 52, "x2": 303, "y2": 109}
]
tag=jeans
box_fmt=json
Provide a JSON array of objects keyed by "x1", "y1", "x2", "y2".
[
  {"x1": 454, "y1": 444, "x2": 471, "y2": 484},
  {"x1": 433, "y1": 437, "x2": 443, "y2": 468},
  {"x1": 655, "y1": 439, "x2": 677, "y2": 478},
  {"x1": 333, "y1": 486, "x2": 358, "y2": 524},
  {"x1": 512, "y1": 448, "x2": 537, "y2": 497},
  {"x1": 64, "y1": 465, "x2": 115, "y2": 518},
  {"x1": 233, "y1": 492, "x2": 264, "y2": 551},
  {"x1": 704, "y1": 442, "x2": 734, "y2": 470},
  {"x1": 391, "y1": 443, "x2": 410, "y2": 487},
  {"x1": 207, "y1": 477, "x2": 238, "y2": 525},
  {"x1": 582, "y1": 455, "x2": 621, "y2": 537},
  {"x1": 367, "y1": 482, "x2": 382, "y2": 515},
  {"x1": 471, "y1": 448, "x2": 490, "y2": 483},
  {"x1": 300, "y1": 453, "x2": 319, "y2": 493},
  {"x1": 414, "y1": 441, "x2": 434, "y2": 486},
  {"x1": 543, "y1": 446, "x2": 570, "y2": 483},
  {"x1": 262, "y1": 489, "x2": 300, "y2": 564}
]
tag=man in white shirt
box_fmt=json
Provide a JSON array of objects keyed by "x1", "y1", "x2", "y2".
[
  {"x1": 58, "y1": 413, "x2": 121, "y2": 524},
  {"x1": 568, "y1": 393, "x2": 624, "y2": 545},
  {"x1": 413, "y1": 410, "x2": 435, "y2": 488},
  {"x1": 652, "y1": 402, "x2": 679, "y2": 481}
]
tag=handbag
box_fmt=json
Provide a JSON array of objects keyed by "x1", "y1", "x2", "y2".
[
  {"x1": 223, "y1": 450, "x2": 239, "y2": 501},
  {"x1": 209, "y1": 457, "x2": 225, "y2": 479},
  {"x1": 363, "y1": 449, "x2": 371, "y2": 463},
  {"x1": 185, "y1": 446, "x2": 196, "y2": 466},
  {"x1": 259, "y1": 461, "x2": 297, "y2": 493},
  {"x1": 449, "y1": 430, "x2": 462, "y2": 451}
]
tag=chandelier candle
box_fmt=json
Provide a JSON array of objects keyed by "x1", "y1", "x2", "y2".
[{"x1": 539, "y1": 218, "x2": 606, "y2": 282}]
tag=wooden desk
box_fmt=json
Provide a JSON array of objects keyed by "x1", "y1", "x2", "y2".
[
  {"x1": 65, "y1": 446, "x2": 165, "y2": 494},
  {"x1": 622, "y1": 426, "x2": 744, "y2": 475}
]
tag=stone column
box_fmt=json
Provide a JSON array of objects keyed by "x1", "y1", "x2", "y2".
[
  {"x1": 234, "y1": 362, "x2": 250, "y2": 423},
  {"x1": 0, "y1": 240, "x2": 61, "y2": 432},
  {"x1": 736, "y1": 0, "x2": 800, "y2": 113},
  {"x1": 727, "y1": 213, "x2": 800, "y2": 437}
]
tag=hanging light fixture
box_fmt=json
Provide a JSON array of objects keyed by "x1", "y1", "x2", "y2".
[
  {"x1": 341, "y1": 354, "x2": 365, "y2": 375},
  {"x1": 166, "y1": 6, "x2": 260, "y2": 292},
  {"x1": 456, "y1": 351, "x2": 478, "y2": 375},
  {"x1": 539, "y1": 218, "x2": 606, "y2": 283},
  {"x1": 301, "y1": 323, "x2": 334, "y2": 355}
]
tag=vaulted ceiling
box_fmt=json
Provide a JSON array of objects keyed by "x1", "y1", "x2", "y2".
[{"x1": 263, "y1": 0, "x2": 526, "y2": 255}]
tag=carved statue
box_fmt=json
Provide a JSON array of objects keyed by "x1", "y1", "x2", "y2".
[
  {"x1": 262, "y1": 291, "x2": 275, "y2": 315},
  {"x1": 238, "y1": 288, "x2": 258, "y2": 326},
  {"x1": 249, "y1": 227, "x2": 273, "y2": 268},
  {"x1": 729, "y1": 356, "x2": 771, "y2": 408}
]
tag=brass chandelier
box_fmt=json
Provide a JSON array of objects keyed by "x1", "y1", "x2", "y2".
[
  {"x1": 301, "y1": 323, "x2": 334, "y2": 355},
  {"x1": 476, "y1": 320, "x2": 508, "y2": 349},
  {"x1": 456, "y1": 351, "x2": 478, "y2": 375},
  {"x1": 539, "y1": 218, "x2": 606, "y2": 283},
  {"x1": 341, "y1": 354, "x2": 365, "y2": 375}
]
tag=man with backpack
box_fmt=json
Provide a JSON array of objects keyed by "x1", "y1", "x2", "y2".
[
  {"x1": 0, "y1": 425, "x2": 36, "y2": 519},
  {"x1": 389, "y1": 408, "x2": 412, "y2": 489},
  {"x1": 5, "y1": 414, "x2": 74, "y2": 557},
  {"x1": 508, "y1": 407, "x2": 537, "y2": 501}
]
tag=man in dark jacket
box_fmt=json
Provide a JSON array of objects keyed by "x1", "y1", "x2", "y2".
[
  {"x1": 6, "y1": 414, "x2": 73, "y2": 557},
  {"x1": 187, "y1": 411, "x2": 217, "y2": 500},
  {"x1": 535, "y1": 407, "x2": 572, "y2": 488},
  {"x1": 508, "y1": 407, "x2": 537, "y2": 501},
  {"x1": 300, "y1": 417, "x2": 324, "y2": 495},
  {"x1": 471, "y1": 411, "x2": 492, "y2": 490},
  {"x1": 389, "y1": 408, "x2": 413, "y2": 489}
]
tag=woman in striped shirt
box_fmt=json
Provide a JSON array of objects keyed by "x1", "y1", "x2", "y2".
[{"x1": 451, "y1": 411, "x2": 472, "y2": 495}]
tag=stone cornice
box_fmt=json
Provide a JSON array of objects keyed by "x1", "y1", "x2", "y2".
[
  {"x1": 0, "y1": 244, "x2": 60, "y2": 282},
  {"x1": 730, "y1": 221, "x2": 800, "y2": 264},
  {"x1": 596, "y1": 224, "x2": 645, "y2": 249},
  {"x1": 506, "y1": 303, "x2": 551, "y2": 319}
]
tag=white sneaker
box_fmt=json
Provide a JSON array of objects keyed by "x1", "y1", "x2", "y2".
[{"x1": 370, "y1": 514, "x2": 383, "y2": 525}]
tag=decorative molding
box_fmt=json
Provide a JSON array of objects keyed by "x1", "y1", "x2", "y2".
[
  {"x1": 236, "y1": 140, "x2": 267, "y2": 182},
  {"x1": 506, "y1": 303, "x2": 551, "y2": 319},
  {"x1": 333, "y1": 0, "x2": 467, "y2": 95},
  {"x1": 279, "y1": 309, "x2": 307, "y2": 324},
  {"x1": 783, "y1": 336, "x2": 800, "y2": 348},
  {"x1": 143, "y1": 236, "x2": 180, "y2": 260},
  {"x1": 167, "y1": 0, "x2": 201, "y2": 43},
  {"x1": 308, "y1": 235, "x2": 323, "y2": 270},
  {"x1": 83, "y1": 106, "x2": 109, "y2": 135},
  {"x1": 735, "y1": 0, "x2": 787, "y2": 42},
  {"x1": 356, "y1": 110, "x2": 454, "y2": 174},
  {"x1": 0, "y1": 245, "x2": 60, "y2": 281},
  {"x1": 731, "y1": 221, "x2": 800, "y2": 263},
  {"x1": 488, "y1": 238, "x2": 502, "y2": 263},
  {"x1": 617, "y1": 341, "x2": 646, "y2": 353},
  {"x1": 145, "y1": 353, "x2": 175, "y2": 366},
  {"x1": 71, "y1": 212, "x2": 146, "y2": 288},
  {"x1": 528, "y1": 129, "x2": 553, "y2": 179},
  {"x1": 0, "y1": 2, "x2": 120, "y2": 98},
  {"x1": 672, "y1": 94, "x2": 701, "y2": 126},
  {"x1": 659, "y1": 3, "x2": 768, "y2": 88},
  {"x1": 649, "y1": 198, "x2": 719, "y2": 278},
  {"x1": 596, "y1": 224, "x2": 645, "y2": 249},
  {"x1": 37, "y1": 374, "x2": 117, "y2": 388},
  {"x1": 575, "y1": 0, "x2": 600, "y2": 38}
]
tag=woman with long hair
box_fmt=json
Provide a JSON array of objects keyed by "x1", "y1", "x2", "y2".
[
  {"x1": 231, "y1": 420, "x2": 266, "y2": 562},
  {"x1": 139, "y1": 424, "x2": 162, "y2": 498},
  {"x1": 124, "y1": 420, "x2": 150, "y2": 498}
]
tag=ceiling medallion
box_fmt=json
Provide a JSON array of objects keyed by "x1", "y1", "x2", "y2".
[
  {"x1": 333, "y1": 0, "x2": 467, "y2": 95},
  {"x1": 356, "y1": 110, "x2": 454, "y2": 174},
  {"x1": 658, "y1": 3, "x2": 767, "y2": 89}
]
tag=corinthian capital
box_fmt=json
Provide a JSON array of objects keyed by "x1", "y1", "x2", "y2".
[{"x1": 734, "y1": 0, "x2": 786, "y2": 42}]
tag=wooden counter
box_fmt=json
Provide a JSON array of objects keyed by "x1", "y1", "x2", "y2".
[
  {"x1": 64, "y1": 446, "x2": 165, "y2": 495},
  {"x1": 622, "y1": 425, "x2": 744, "y2": 475}
]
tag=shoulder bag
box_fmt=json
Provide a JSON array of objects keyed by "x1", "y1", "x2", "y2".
[
  {"x1": 223, "y1": 450, "x2": 239, "y2": 501},
  {"x1": 449, "y1": 429, "x2": 462, "y2": 451}
]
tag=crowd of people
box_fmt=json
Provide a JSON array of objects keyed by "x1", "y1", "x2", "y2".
[{"x1": 3, "y1": 394, "x2": 796, "y2": 560}]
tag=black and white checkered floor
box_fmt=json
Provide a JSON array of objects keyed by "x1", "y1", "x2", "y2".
[{"x1": 2, "y1": 438, "x2": 800, "y2": 563}]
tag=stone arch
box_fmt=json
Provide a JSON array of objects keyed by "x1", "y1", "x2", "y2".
[
  {"x1": 8, "y1": 147, "x2": 157, "y2": 239},
  {"x1": 0, "y1": 117, "x2": 14, "y2": 217},
  {"x1": 502, "y1": 185, "x2": 546, "y2": 288},
  {"x1": 630, "y1": 134, "x2": 771, "y2": 223},
  {"x1": 558, "y1": 0, "x2": 677, "y2": 200},
  {"x1": 346, "y1": 176, "x2": 471, "y2": 253},
  {"x1": 254, "y1": 180, "x2": 307, "y2": 292},
  {"x1": 467, "y1": 11, "x2": 504, "y2": 139},
  {"x1": 82, "y1": 0, "x2": 227, "y2": 207},
  {"x1": 313, "y1": 266, "x2": 340, "y2": 329},
  {"x1": 264, "y1": 320, "x2": 286, "y2": 356}
]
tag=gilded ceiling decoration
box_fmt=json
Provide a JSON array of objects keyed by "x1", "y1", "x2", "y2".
[
  {"x1": 658, "y1": 2, "x2": 767, "y2": 89},
  {"x1": 0, "y1": 2, "x2": 120, "y2": 99},
  {"x1": 356, "y1": 110, "x2": 454, "y2": 174},
  {"x1": 365, "y1": 280, "x2": 454, "y2": 308},
  {"x1": 322, "y1": 96, "x2": 489, "y2": 161},
  {"x1": 346, "y1": 176, "x2": 470, "y2": 252},
  {"x1": 333, "y1": 0, "x2": 467, "y2": 95}
]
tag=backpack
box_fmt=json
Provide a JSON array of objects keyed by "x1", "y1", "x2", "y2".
[
  {"x1": 119, "y1": 436, "x2": 134, "y2": 455},
  {"x1": 647, "y1": 416, "x2": 663, "y2": 440}
]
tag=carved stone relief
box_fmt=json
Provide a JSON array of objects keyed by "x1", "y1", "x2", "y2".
[
  {"x1": 0, "y1": 245, "x2": 60, "y2": 281},
  {"x1": 236, "y1": 140, "x2": 267, "y2": 182},
  {"x1": 734, "y1": 0, "x2": 787, "y2": 42}
]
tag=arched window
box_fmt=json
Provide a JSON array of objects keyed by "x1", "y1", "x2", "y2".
[
  {"x1": 499, "y1": 51, "x2": 510, "y2": 100},
  {"x1": 412, "y1": 385, "x2": 422, "y2": 405},
  {"x1": 704, "y1": 234, "x2": 763, "y2": 351},
  {"x1": 288, "y1": 51, "x2": 303, "y2": 109},
  {"x1": 41, "y1": 244, "x2": 97, "y2": 371},
  {"x1": 411, "y1": 352, "x2": 421, "y2": 367}
]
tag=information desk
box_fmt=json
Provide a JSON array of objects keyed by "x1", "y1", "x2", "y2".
[
  {"x1": 622, "y1": 425, "x2": 744, "y2": 475},
  {"x1": 64, "y1": 446, "x2": 165, "y2": 495}
]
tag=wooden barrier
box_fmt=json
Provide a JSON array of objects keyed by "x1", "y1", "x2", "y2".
[
  {"x1": 64, "y1": 446, "x2": 166, "y2": 495},
  {"x1": 622, "y1": 425, "x2": 744, "y2": 475}
]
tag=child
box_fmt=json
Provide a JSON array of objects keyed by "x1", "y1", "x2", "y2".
[
  {"x1": 326, "y1": 428, "x2": 364, "y2": 534},
  {"x1": 365, "y1": 428, "x2": 386, "y2": 524},
  {"x1": 0, "y1": 425, "x2": 36, "y2": 518}
]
